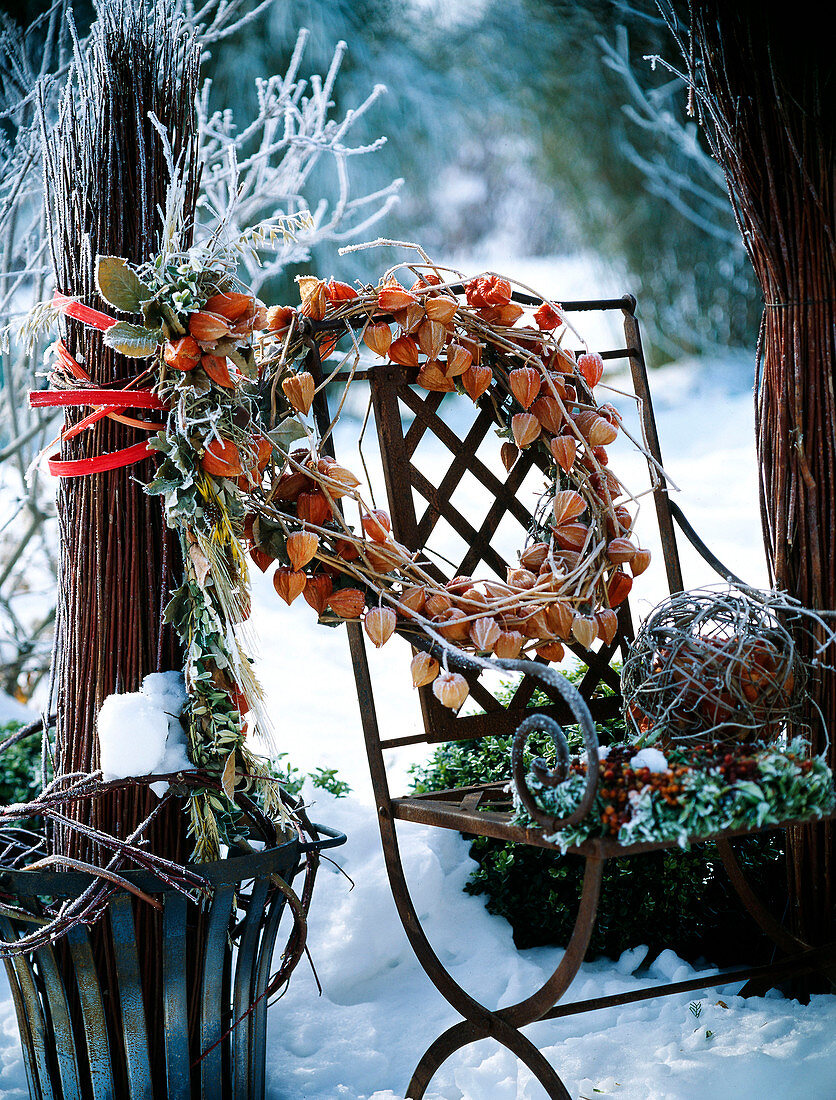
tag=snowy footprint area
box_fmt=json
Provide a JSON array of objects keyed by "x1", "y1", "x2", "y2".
[{"x1": 2, "y1": 260, "x2": 835, "y2": 1096}]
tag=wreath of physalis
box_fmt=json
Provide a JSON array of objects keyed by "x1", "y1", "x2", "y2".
[{"x1": 244, "y1": 259, "x2": 653, "y2": 712}]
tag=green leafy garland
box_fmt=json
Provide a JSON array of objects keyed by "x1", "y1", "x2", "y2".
[
  {"x1": 96, "y1": 255, "x2": 294, "y2": 859},
  {"x1": 514, "y1": 738, "x2": 835, "y2": 854}
]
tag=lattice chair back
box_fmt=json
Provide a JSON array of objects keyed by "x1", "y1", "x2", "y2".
[{"x1": 360, "y1": 293, "x2": 683, "y2": 751}]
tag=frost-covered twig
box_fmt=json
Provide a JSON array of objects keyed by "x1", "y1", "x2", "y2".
[
  {"x1": 194, "y1": 32, "x2": 401, "y2": 294},
  {"x1": 0, "y1": 3, "x2": 399, "y2": 701}
]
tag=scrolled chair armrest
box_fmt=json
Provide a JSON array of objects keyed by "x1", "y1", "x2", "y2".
[
  {"x1": 399, "y1": 628, "x2": 600, "y2": 832},
  {"x1": 495, "y1": 657, "x2": 601, "y2": 833}
]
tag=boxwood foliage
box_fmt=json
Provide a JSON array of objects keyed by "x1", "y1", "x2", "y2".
[{"x1": 408, "y1": 670, "x2": 786, "y2": 967}]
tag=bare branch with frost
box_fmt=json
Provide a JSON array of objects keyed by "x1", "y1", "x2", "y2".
[{"x1": 0, "y1": 2, "x2": 399, "y2": 700}]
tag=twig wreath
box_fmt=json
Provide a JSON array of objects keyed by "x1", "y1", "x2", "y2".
[{"x1": 28, "y1": 235, "x2": 655, "y2": 857}]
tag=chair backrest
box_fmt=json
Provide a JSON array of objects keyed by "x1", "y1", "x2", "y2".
[{"x1": 327, "y1": 294, "x2": 684, "y2": 756}]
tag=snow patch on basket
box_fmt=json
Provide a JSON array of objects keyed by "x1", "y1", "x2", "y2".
[{"x1": 97, "y1": 671, "x2": 193, "y2": 794}]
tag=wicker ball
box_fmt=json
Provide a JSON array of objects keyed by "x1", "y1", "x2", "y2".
[{"x1": 621, "y1": 587, "x2": 805, "y2": 747}]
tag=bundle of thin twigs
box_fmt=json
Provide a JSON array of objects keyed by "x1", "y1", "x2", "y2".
[
  {"x1": 658, "y1": 1, "x2": 836, "y2": 944},
  {"x1": 41, "y1": 1, "x2": 199, "y2": 863},
  {"x1": 621, "y1": 586, "x2": 833, "y2": 748}
]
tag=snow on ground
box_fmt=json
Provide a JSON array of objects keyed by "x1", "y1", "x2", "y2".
[{"x1": 2, "y1": 256, "x2": 834, "y2": 1097}]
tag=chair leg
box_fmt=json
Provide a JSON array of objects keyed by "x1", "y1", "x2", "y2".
[
  {"x1": 407, "y1": 1018, "x2": 572, "y2": 1100},
  {"x1": 375, "y1": 805, "x2": 605, "y2": 1097},
  {"x1": 716, "y1": 838, "x2": 808, "y2": 956},
  {"x1": 716, "y1": 837, "x2": 836, "y2": 994}
]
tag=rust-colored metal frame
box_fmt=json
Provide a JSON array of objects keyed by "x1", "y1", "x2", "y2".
[{"x1": 307, "y1": 294, "x2": 835, "y2": 1098}]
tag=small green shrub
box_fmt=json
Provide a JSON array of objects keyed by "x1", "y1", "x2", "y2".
[
  {"x1": 409, "y1": 672, "x2": 786, "y2": 967},
  {"x1": 264, "y1": 754, "x2": 352, "y2": 800},
  {"x1": 0, "y1": 721, "x2": 42, "y2": 808}
]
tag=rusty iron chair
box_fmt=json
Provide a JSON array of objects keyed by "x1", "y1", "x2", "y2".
[{"x1": 309, "y1": 293, "x2": 834, "y2": 1100}]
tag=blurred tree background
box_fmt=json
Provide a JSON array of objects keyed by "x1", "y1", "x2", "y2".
[{"x1": 4, "y1": 0, "x2": 758, "y2": 362}]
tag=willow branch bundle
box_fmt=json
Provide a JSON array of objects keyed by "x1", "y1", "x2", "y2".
[
  {"x1": 41, "y1": 2, "x2": 200, "y2": 864},
  {"x1": 662, "y1": 1, "x2": 836, "y2": 943},
  {"x1": 36, "y1": 3, "x2": 201, "y2": 1083}
]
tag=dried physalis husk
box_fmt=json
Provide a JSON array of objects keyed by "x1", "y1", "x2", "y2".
[
  {"x1": 401, "y1": 302, "x2": 425, "y2": 334},
  {"x1": 303, "y1": 573, "x2": 333, "y2": 615},
  {"x1": 417, "y1": 361, "x2": 456, "y2": 392},
  {"x1": 587, "y1": 417, "x2": 618, "y2": 447},
  {"x1": 299, "y1": 278, "x2": 328, "y2": 320},
  {"x1": 274, "y1": 567, "x2": 307, "y2": 605},
  {"x1": 445, "y1": 343, "x2": 473, "y2": 379},
  {"x1": 493, "y1": 302, "x2": 524, "y2": 325},
  {"x1": 205, "y1": 291, "x2": 255, "y2": 323},
  {"x1": 606, "y1": 537, "x2": 637, "y2": 565},
  {"x1": 164, "y1": 336, "x2": 201, "y2": 371},
  {"x1": 509, "y1": 367, "x2": 541, "y2": 410},
  {"x1": 282, "y1": 371, "x2": 315, "y2": 416},
  {"x1": 364, "y1": 606, "x2": 397, "y2": 648},
  {"x1": 546, "y1": 600, "x2": 574, "y2": 639},
  {"x1": 461, "y1": 362, "x2": 490, "y2": 400},
  {"x1": 365, "y1": 542, "x2": 408, "y2": 573},
  {"x1": 446, "y1": 575, "x2": 474, "y2": 595},
  {"x1": 378, "y1": 284, "x2": 418, "y2": 312},
  {"x1": 494, "y1": 630, "x2": 525, "y2": 659},
  {"x1": 549, "y1": 436, "x2": 577, "y2": 473},
  {"x1": 551, "y1": 346, "x2": 576, "y2": 374},
  {"x1": 296, "y1": 489, "x2": 332, "y2": 527},
  {"x1": 424, "y1": 295, "x2": 458, "y2": 323},
  {"x1": 188, "y1": 311, "x2": 230, "y2": 342},
  {"x1": 438, "y1": 608, "x2": 470, "y2": 641},
  {"x1": 595, "y1": 609, "x2": 619, "y2": 645},
  {"x1": 536, "y1": 640, "x2": 565, "y2": 662},
  {"x1": 425, "y1": 591, "x2": 452, "y2": 618},
  {"x1": 571, "y1": 614, "x2": 597, "y2": 649},
  {"x1": 325, "y1": 464, "x2": 361, "y2": 497},
  {"x1": 506, "y1": 567, "x2": 537, "y2": 590},
  {"x1": 530, "y1": 396, "x2": 563, "y2": 434},
  {"x1": 607, "y1": 505, "x2": 633, "y2": 538},
  {"x1": 522, "y1": 609, "x2": 550, "y2": 639},
  {"x1": 630, "y1": 548, "x2": 651, "y2": 577},
  {"x1": 469, "y1": 617, "x2": 501, "y2": 652},
  {"x1": 553, "y1": 523, "x2": 589, "y2": 552},
  {"x1": 363, "y1": 322, "x2": 393, "y2": 357},
  {"x1": 286, "y1": 531, "x2": 319, "y2": 571},
  {"x1": 327, "y1": 588, "x2": 366, "y2": 618},
  {"x1": 577, "y1": 351, "x2": 605, "y2": 388},
  {"x1": 417, "y1": 319, "x2": 446, "y2": 359},
  {"x1": 501, "y1": 441, "x2": 519, "y2": 471},
  {"x1": 400, "y1": 586, "x2": 427, "y2": 618},
  {"x1": 411, "y1": 651, "x2": 439, "y2": 688},
  {"x1": 552, "y1": 489, "x2": 586, "y2": 526},
  {"x1": 519, "y1": 542, "x2": 549, "y2": 572},
  {"x1": 511, "y1": 412, "x2": 540, "y2": 448},
  {"x1": 459, "y1": 587, "x2": 489, "y2": 610},
  {"x1": 607, "y1": 570, "x2": 633, "y2": 607},
  {"x1": 433, "y1": 671, "x2": 469, "y2": 710},
  {"x1": 362, "y1": 509, "x2": 391, "y2": 543},
  {"x1": 388, "y1": 334, "x2": 420, "y2": 368},
  {"x1": 265, "y1": 305, "x2": 296, "y2": 335}
]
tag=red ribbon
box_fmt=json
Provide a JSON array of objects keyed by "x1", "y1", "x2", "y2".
[
  {"x1": 52, "y1": 292, "x2": 118, "y2": 332},
  {"x1": 29, "y1": 324, "x2": 168, "y2": 477},
  {"x1": 45, "y1": 440, "x2": 157, "y2": 478}
]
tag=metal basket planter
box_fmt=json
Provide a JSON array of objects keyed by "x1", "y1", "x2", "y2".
[{"x1": 0, "y1": 821, "x2": 345, "y2": 1100}]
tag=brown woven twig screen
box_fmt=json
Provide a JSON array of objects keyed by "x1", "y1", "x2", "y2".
[{"x1": 662, "y1": 1, "x2": 836, "y2": 945}]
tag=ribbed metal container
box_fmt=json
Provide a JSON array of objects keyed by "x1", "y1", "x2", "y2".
[{"x1": 0, "y1": 823, "x2": 344, "y2": 1099}]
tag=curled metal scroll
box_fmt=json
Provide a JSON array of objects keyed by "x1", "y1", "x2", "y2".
[{"x1": 496, "y1": 657, "x2": 601, "y2": 833}]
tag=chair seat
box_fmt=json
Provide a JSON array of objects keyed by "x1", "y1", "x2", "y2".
[{"x1": 392, "y1": 785, "x2": 834, "y2": 859}]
